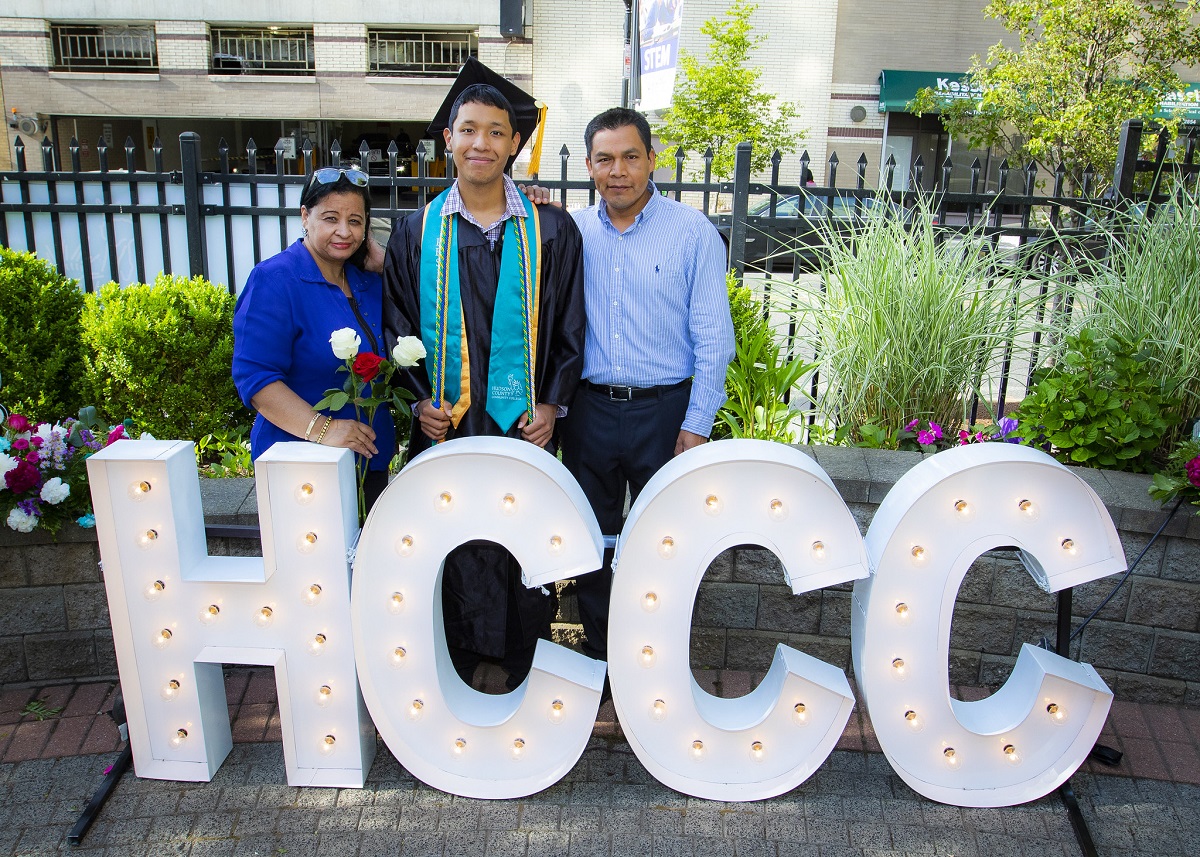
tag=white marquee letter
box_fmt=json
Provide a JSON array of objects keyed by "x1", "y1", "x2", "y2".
[
  {"x1": 88, "y1": 441, "x2": 374, "y2": 786},
  {"x1": 609, "y1": 440, "x2": 870, "y2": 801},
  {"x1": 853, "y1": 444, "x2": 1123, "y2": 806},
  {"x1": 351, "y1": 437, "x2": 606, "y2": 799}
]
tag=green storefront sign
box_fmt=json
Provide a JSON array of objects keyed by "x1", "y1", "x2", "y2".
[{"x1": 878, "y1": 69, "x2": 1200, "y2": 122}]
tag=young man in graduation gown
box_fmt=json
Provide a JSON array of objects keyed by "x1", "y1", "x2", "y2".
[{"x1": 382, "y1": 82, "x2": 586, "y2": 690}]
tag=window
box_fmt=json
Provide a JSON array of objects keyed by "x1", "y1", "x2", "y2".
[
  {"x1": 52, "y1": 24, "x2": 157, "y2": 72},
  {"x1": 368, "y1": 30, "x2": 476, "y2": 77},
  {"x1": 210, "y1": 27, "x2": 314, "y2": 76}
]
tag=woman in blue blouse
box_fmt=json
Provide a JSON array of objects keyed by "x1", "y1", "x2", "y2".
[{"x1": 233, "y1": 168, "x2": 395, "y2": 507}]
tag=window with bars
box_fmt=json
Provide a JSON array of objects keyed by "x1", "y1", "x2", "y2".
[
  {"x1": 368, "y1": 30, "x2": 476, "y2": 76},
  {"x1": 52, "y1": 24, "x2": 157, "y2": 72},
  {"x1": 210, "y1": 27, "x2": 314, "y2": 76}
]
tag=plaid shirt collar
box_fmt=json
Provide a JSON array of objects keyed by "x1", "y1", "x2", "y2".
[{"x1": 442, "y1": 175, "x2": 527, "y2": 245}]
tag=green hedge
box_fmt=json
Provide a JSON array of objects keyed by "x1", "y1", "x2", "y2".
[
  {"x1": 0, "y1": 248, "x2": 86, "y2": 422},
  {"x1": 80, "y1": 274, "x2": 250, "y2": 440}
]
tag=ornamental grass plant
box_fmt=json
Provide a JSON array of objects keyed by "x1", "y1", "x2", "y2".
[
  {"x1": 1062, "y1": 190, "x2": 1200, "y2": 454},
  {"x1": 783, "y1": 198, "x2": 1052, "y2": 442}
]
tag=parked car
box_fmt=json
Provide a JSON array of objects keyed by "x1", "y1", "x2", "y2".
[{"x1": 719, "y1": 192, "x2": 902, "y2": 273}]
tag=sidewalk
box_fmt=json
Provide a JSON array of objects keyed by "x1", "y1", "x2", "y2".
[{"x1": 2, "y1": 668, "x2": 1198, "y2": 856}]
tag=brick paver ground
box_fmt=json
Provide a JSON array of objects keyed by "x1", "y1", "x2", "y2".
[{"x1": 2, "y1": 668, "x2": 1198, "y2": 856}]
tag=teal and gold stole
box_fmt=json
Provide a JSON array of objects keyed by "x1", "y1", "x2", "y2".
[{"x1": 419, "y1": 190, "x2": 542, "y2": 434}]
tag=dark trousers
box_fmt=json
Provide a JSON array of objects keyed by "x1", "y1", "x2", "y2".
[{"x1": 560, "y1": 381, "x2": 691, "y2": 661}]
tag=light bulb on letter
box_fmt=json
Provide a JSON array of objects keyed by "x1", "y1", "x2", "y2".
[
  {"x1": 161, "y1": 679, "x2": 180, "y2": 701},
  {"x1": 750, "y1": 741, "x2": 765, "y2": 763},
  {"x1": 316, "y1": 685, "x2": 332, "y2": 707},
  {"x1": 641, "y1": 591, "x2": 659, "y2": 612},
  {"x1": 199, "y1": 604, "x2": 220, "y2": 625},
  {"x1": 436, "y1": 491, "x2": 453, "y2": 511},
  {"x1": 154, "y1": 628, "x2": 173, "y2": 649},
  {"x1": 170, "y1": 728, "x2": 188, "y2": 747},
  {"x1": 650, "y1": 699, "x2": 667, "y2": 722},
  {"x1": 453, "y1": 737, "x2": 467, "y2": 755},
  {"x1": 1018, "y1": 498, "x2": 1039, "y2": 519},
  {"x1": 137, "y1": 529, "x2": 159, "y2": 550},
  {"x1": 500, "y1": 493, "x2": 517, "y2": 515},
  {"x1": 255, "y1": 606, "x2": 274, "y2": 628},
  {"x1": 144, "y1": 579, "x2": 166, "y2": 601},
  {"x1": 891, "y1": 657, "x2": 907, "y2": 679},
  {"x1": 910, "y1": 545, "x2": 927, "y2": 565},
  {"x1": 690, "y1": 739, "x2": 705, "y2": 760},
  {"x1": 390, "y1": 646, "x2": 407, "y2": 668},
  {"x1": 943, "y1": 747, "x2": 959, "y2": 767},
  {"x1": 547, "y1": 535, "x2": 563, "y2": 555},
  {"x1": 295, "y1": 482, "x2": 314, "y2": 503},
  {"x1": 1003, "y1": 744, "x2": 1021, "y2": 765},
  {"x1": 1046, "y1": 702, "x2": 1067, "y2": 724},
  {"x1": 320, "y1": 734, "x2": 336, "y2": 755},
  {"x1": 511, "y1": 738, "x2": 526, "y2": 760},
  {"x1": 639, "y1": 645, "x2": 656, "y2": 668},
  {"x1": 129, "y1": 480, "x2": 152, "y2": 500},
  {"x1": 657, "y1": 536, "x2": 676, "y2": 559},
  {"x1": 704, "y1": 494, "x2": 721, "y2": 515},
  {"x1": 894, "y1": 602, "x2": 911, "y2": 624},
  {"x1": 768, "y1": 498, "x2": 787, "y2": 521},
  {"x1": 810, "y1": 540, "x2": 826, "y2": 561},
  {"x1": 303, "y1": 584, "x2": 322, "y2": 605},
  {"x1": 792, "y1": 702, "x2": 808, "y2": 725},
  {"x1": 408, "y1": 699, "x2": 424, "y2": 720},
  {"x1": 396, "y1": 535, "x2": 415, "y2": 556},
  {"x1": 309, "y1": 633, "x2": 327, "y2": 655},
  {"x1": 388, "y1": 592, "x2": 405, "y2": 614},
  {"x1": 548, "y1": 699, "x2": 565, "y2": 724},
  {"x1": 904, "y1": 709, "x2": 923, "y2": 731},
  {"x1": 298, "y1": 531, "x2": 318, "y2": 554}
]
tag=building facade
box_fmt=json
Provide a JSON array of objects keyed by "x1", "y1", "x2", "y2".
[{"x1": 1, "y1": 1, "x2": 1195, "y2": 188}]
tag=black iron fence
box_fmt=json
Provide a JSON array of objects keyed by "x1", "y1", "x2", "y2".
[
  {"x1": 1, "y1": 120, "x2": 1195, "y2": 295},
  {"x1": 1, "y1": 120, "x2": 1196, "y2": 424}
]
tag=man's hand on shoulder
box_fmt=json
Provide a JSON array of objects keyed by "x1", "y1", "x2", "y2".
[
  {"x1": 674, "y1": 430, "x2": 708, "y2": 456},
  {"x1": 519, "y1": 403, "x2": 558, "y2": 449},
  {"x1": 362, "y1": 234, "x2": 386, "y2": 274},
  {"x1": 517, "y1": 184, "x2": 563, "y2": 208}
]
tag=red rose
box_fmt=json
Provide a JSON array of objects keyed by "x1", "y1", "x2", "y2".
[
  {"x1": 4, "y1": 459, "x2": 40, "y2": 494},
  {"x1": 6, "y1": 414, "x2": 31, "y2": 433},
  {"x1": 352, "y1": 352, "x2": 384, "y2": 384},
  {"x1": 11, "y1": 437, "x2": 29, "y2": 452}
]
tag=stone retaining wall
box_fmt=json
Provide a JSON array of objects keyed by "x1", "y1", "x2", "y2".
[{"x1": 3, "y1": 448, "x2": 1198, "y2": 705}]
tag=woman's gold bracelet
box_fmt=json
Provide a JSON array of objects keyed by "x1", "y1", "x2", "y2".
[
  {"x1": 315, "y1": 416, "x2": 333, "y2": 445},
  {"x1": 303, "y1": 413, "x2": 322, "y2": 441}
]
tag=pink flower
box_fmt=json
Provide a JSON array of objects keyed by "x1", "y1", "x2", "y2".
[
  {"x1": 905, "y1": 419, "x2": 919, "y2": 432},
  {"x1": 929, "y1": 422, "x2": 943, "y2": 441},
  {"x1": 26, "y1": 450, "x2": 40, "y2": 466},
  {"x1": 29, "y1": 436, "x2": 44, "y2": 448},
  {"x1": 107, "y1": 424, "x2": 126, "y2": 445},
  {"x1": 958, "y1": 430, "x2": 970, "y2": 445},
  {"x1": 917, "y1": 430, "x2": 936, "y2": 445},
  {"x1": 1186, "y1": 456, "x2": 1200, "y2": 488},
  {"x1": 10, "y1": 438, "x2": 29, "y2": 452},
  {"x1": 6, "y1": 414, "x2": 31, "y2": 433}
]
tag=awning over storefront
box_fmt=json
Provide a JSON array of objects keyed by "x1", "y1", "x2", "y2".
[
  {"x1": 880, "y1": 69, "x2": 1200, "y2": 122},
  {"x1": 878, "y1": 70, "x2": 979, "y2": 113}
]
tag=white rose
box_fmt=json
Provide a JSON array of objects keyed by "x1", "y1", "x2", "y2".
[
  {"x1": 7, "y1": 507, "x2": 37, "y2": 533},
  {"x1": 329, "y1": 327, "x2": 361, "y2": 360},
  {"x1": 40, "y1": 477, "x2": 70, "y2": 505},
  {"x1": 391, "y1": 336, "x2": 427, "y2": 368}
]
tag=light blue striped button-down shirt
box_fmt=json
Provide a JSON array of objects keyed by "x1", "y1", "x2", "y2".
[{"x1": 573, "y1": 183, "x2": 734, "y2": 436}]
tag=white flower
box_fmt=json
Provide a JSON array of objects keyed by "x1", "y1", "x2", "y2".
[
  {"x1": 7, "y1": 507, "x2": 37, "y2": 533},
  {"x1": 391, "y1": 336, "x2": 427, "y2": 367},
  {"x1": 40, "y1": 477, "x2": 70, "y2": 505},
  {"x1": 0, "y1": 453, "x2": 16, "y2": 488},
  {"x1": 34, "y1": 423, "x2": 59, "y2": 445},
  {"x1": 329, "y1": 327, "x2": 361, "y2": 360}
]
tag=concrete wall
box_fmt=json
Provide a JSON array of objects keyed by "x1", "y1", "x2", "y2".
[{"x1": 3, "y1": 448, "x2": 1198, "y2": 707}]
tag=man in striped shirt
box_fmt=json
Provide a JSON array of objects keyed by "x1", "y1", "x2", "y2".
[{"x1": 561, "y1": 107, "x2": 735, "y2": 666}]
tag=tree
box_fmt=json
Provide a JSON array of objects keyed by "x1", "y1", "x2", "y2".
[
  {"x1": 911, "y1": 0, "x2": 1200, "y2": 194},
  {"x1": 654, "y1": 0, "x2": 800, "y2": 179}
]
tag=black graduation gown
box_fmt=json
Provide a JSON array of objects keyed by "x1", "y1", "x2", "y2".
[{"x1": 382, "y1": 200, "x2": 586, "y2": 658}]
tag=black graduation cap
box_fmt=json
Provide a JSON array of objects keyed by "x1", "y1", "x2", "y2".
[{"x1": 426, "y1": 56, "x2": 541, "y2": 158}]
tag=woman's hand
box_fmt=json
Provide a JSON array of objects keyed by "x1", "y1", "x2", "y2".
[
  {"x1": 320, "y1": 418, "x2": 378, "y2": 457},
  {"x1": 416, "y1": 398, "x2": 452, "y2": 441}
]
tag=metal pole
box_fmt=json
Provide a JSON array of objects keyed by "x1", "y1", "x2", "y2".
[
  {"x1": 179, "y1": 131, "x2": 208, "y2": 279},
  {"x1": 1054, "y1": 587, "x2": 1100, "y2": 857},
  {"x1": 727, "y1": 141, "x2": 753, "y2": 278}
]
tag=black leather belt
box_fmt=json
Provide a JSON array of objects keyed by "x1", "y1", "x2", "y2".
[{"x1": 581, "y1": 378, "x2": 691, "y2": 401}]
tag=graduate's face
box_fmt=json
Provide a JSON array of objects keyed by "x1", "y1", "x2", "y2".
[
  {"x1": 444, "y1": 101, "x2": 520, "y2": 189},
  {"x1": 300, "y1": 191, "x2": 367, "y2": 271},
  {"x1": 586, "y1": 124, "x2": 656, "y2": 219}
]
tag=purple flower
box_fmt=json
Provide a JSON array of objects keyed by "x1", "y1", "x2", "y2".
[
  {"x1": 17, "y1": 497, "x2": 42, "y2": 517},
  {"x1": 917, "y1": 430, "x2": 936, "y2": 445},
  {"x1": 905, "y1": 419, "x2": 918, "y2": 432},
  {"x1": 996, "y1": 417, "x2": 1021, "y2": 442},
  {"x1": 929, "y1": 422, "x2": 943, "y2": 441}
]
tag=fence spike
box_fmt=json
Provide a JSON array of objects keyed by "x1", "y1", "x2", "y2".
[
  {"x1": 217, "y1": 138, "x2": 229, "y2": 156},
  {"x1": 828, "y1": 152, "x2": 839, "y2": 167},
  {"x1": 559, "y1": 144, "x2": 570, "y2": 157},
  {"x1": 771, "y1": 149, "x2": 782, "y2": 166}
]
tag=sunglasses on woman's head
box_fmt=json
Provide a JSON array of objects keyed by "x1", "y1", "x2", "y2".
[{"x1": 311, "y1": 167, "x2": 370, "y2": 187}]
